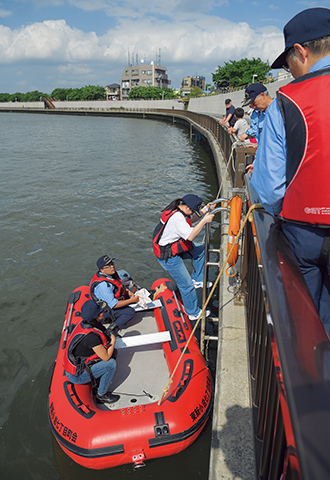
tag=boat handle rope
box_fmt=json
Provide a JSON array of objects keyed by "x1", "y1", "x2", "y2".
[{"x1": 158, "y1": 202, "x2": 263, "y2": 406}]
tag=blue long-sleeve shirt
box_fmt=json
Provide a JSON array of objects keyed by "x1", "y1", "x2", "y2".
[
  {"x1": 94, "y1": 280, "x2": 118, "y2": 309},
  {"x1": 250, "y1": 56, "x2": 330, "y2": 216},
  {"x1": 246, "y1": 109, "x2": 266, "y2": 143}
]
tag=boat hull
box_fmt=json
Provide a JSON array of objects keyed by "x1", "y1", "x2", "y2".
[{"x1": 48, "y1": 278, "x2": 212, "y2": 469}]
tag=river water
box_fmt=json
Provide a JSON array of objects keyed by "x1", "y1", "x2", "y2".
[{"x1": 0, "y1": 112, "x2": 220, "y2": 479}]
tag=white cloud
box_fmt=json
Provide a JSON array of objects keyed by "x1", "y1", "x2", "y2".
[
  {"x1": 101, "y1": 15, "x2": 283, "y2": 66},
  {"x1": 0, "y1": 14, "x2": 284, "y2": 91},
  {"x1": 0, "y1": 20, "x2": 102, "y2": 62},
  {"x1": 0, "y1": 16, "x2": 283, "y2": 66}
]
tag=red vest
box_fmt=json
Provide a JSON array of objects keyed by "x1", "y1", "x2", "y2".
[
  {"x1": 153, "y1": 209, "x2": 193, "y2": 259},
  {"x1": 90, "y1": 271, "x2": 127, "y2": 302},
  {"x1": 63, "y1": 321, "x2": 109, "y2": 376},
  {"x1": 277, "y1": 68, "x2": 330, "y2": 225}
]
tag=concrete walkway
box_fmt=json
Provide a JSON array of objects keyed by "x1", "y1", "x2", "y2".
[{"x1": 191, "y1": 122, "x2": 256, "y2": 479}]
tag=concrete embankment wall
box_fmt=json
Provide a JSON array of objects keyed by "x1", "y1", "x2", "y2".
[
  {"x1": 188, "y1": 75, "x2": 293, "y2": 117},
  {"x1": 0, "y1": 99, "x2": 185, "y2": 111},
  {"x1": 53, "y1": 99, "x2": 185, "y2": 110},
  {"x1": 0, "y1": 102, "x2": 45, "y2": 109}
]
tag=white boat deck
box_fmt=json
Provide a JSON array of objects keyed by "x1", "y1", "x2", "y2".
[{"x1": 102, "y1": 310, "x2": 170, "y2": 410}]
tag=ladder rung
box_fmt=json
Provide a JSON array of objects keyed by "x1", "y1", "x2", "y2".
[
  {"x1": 205, "y1": 317, "x2": 219, "y2": 323},
  {"x1": 206, "y1": 262, "x2": 220, "y2": 267},
  {"x1": 204, "y1": 335, "x2": 219, "y2": 341},
  {"x1": 209, "y1": 249, "x2": 220, "y2": 253}
]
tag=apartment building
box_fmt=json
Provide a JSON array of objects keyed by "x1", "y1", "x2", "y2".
[
  {"x1": 180, "y1": 76, "x2": 206, "y2": 97},
  {"x1": 120, "y1": 62, "x2": 171, "y2": 100}
]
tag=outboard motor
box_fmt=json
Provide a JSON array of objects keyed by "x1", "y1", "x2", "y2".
[{"x1": 117, "y1": 269, "x2": 140, "y2": 293}]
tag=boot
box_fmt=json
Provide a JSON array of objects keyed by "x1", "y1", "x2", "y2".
[{"x1": 96, "y1": 392, "x2": 120, "y2": 404}]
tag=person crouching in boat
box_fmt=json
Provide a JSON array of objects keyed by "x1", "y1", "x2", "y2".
[
  {"x1": 90, "y1": 255, "x2": 139, "y2": 334},
  {"x1": 63, "y1": 299, "x2": 119, "y2": 405},
  {"x1": 153, "y1": 194, "x2": 214, "y2": 321}
]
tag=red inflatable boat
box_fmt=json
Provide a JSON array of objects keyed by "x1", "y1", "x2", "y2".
[{"x1": 48, "y1": 278, "x2": 212, "y2": 470}]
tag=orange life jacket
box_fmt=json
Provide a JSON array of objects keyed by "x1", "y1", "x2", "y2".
[
  {"x1": 153, "y1": 209, "x2": 193, "y2": 260},
  {"x1": 90, "y1": 271, "x2": 128, "y2": 303},
  {"x1": 277, "y1": 68, "x2": 330, "y2": 225},
  {"x1": 63, "y1": 321, "x2": 109, "y2": 376}
]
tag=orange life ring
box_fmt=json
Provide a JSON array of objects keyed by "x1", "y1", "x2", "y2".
[{"x1": 226, "y1": 195, "x2": 243, "y2": 276}]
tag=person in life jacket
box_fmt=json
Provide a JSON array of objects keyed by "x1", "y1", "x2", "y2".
[
  {"x1": 63, "y1": 299, "x2": 119, "y2": 404},
  {"x1": 153, "y1": 194, "x2": 215, "y2": 321},
  {"x1": 90, "y1": 255, "x2": 139, "y2": 330},
  {"x1": 250, "y1": 7, "x2": 330, "y2": 335}
]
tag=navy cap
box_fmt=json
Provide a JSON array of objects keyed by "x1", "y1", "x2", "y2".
[
  {"x1": 97, "y1": 254, "x2": 115, "y2": 270},
  {"x1": 81, "y1": 299, "x2": 107, "y2": 322},
  {"x1": 182, "y1": 194, "x2": 202, "y2": 215},
  {"x1": 225, "y1": 98, "x2": 231, "y2": 104},
  {"x1": 242, "y1": 83, "x2": 267, "y2": 107},
  {"x1": 271, "y1": 7, "x2": 330, "y2": 69}
]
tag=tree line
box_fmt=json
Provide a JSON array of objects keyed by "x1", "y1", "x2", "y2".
[{"x1": 0, "y1": 85, "x2": 106, "y2": 102}]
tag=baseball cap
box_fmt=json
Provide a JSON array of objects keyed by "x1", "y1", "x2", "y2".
[
  {"x1": 81, "y1": 299, "x2": 108, "y2": 322},
  {"x1": 182, "y1": 194, "x2": 202, "y2": 215},
  {"x1": 97, "y1": 255, "x2": 115, "y2": 270},
  {"x1": 271, "y1": 7, "x2": 330, "y2": 69},
  {"x1": 242, "y1": 83, "x2": 267, "y2": 107}
]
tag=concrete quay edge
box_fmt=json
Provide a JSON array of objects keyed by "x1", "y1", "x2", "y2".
[{"x1": 199, "y1": 127, "x2": 256, "y2": 480}]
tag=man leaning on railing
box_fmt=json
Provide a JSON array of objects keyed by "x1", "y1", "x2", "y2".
[{"x1": 250, "y1": 7, "x2": 330, "y2": 337}]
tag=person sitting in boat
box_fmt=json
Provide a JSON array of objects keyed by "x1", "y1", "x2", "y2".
[
  {"x1": 63, "y1": 299, "x2": 119, "y2": 405},
  {"x1": 153, "y1": 194, "x2": 214, "y2": 321},
  {"x1": 90, "y1": 255, "x2": 139, "y2": 331}
]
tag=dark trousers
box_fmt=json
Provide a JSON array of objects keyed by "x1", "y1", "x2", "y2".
[
  {"x1": 282, "y1": 222, "x2": 330, "y2": 336},
  {"x1": 113, "y1": 305, "x2": 135, "y2": 328}
]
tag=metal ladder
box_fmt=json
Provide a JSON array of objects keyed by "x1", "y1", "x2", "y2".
[
  {"x1": 200, "y1": 198, "x2": 229, "y2": 355},
  {"x1": 199, "y1": 189, "x2": 246, "y2": 355}
]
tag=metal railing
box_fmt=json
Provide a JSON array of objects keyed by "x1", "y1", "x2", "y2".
[
  {"x1": 169, "y1": 107, "x2": 330, "y2": 479},
  {"x1": 178, "y1": 111, "x2": 330, "y2": 479},
  {"x1": 243, "y1": 178, "x2": 330, "y2": 480}
]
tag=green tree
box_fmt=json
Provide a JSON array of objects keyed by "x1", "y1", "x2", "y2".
[
  {"x1": 51, "y1": 85, "x2": 106, "y2": 101},
  {"x1": 51, "y1": 88, "x2": 69, "y2": 100},
  {"x1": 128, "y1": 86, "x2": 177, "y2": 100},
  {"x1": 9, "y1": 92, "x2": 25, "y2": 102},
  {"x1": 0, "y1": 93, "x2": 11, "y2": 102},
  {"x1": 212, "y1": 57, "x2": 270, "y2": 89},
  {"x1": 80, "y1": 85, "x2": 106, "y2": 100},
  {"x1": 24, "y1": 90, "x2": 47, "y2": 102},
  {"x1": 188, "y1": 86, "x2": 203, "y2": 98}
]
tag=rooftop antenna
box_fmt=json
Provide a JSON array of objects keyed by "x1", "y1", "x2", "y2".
[
  {"x1": 156, "y1": 48, "x2": 161, "y2": 66},
  {"x1": 128, "y1": 50, "x2": 130, "y2": 66},
  {"x1": 136, "y1": 53, "x2": 138, "y2": 65}
]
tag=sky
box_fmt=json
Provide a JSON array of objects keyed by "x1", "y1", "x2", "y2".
[{"x1": 0, "y1": 0, "x2": 328, "y2": 94}]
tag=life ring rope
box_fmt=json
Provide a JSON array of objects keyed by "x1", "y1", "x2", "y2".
[{"x1": 158, "y1": 202, "x2": 263, "y2": 406}]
